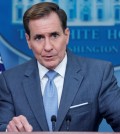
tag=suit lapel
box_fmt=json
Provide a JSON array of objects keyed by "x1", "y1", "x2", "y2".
[
  {"x1": 22, "y1": 51, "x2": 85, "y2": 131},
  {"x1": 56, "y1": 51, "x2": 84, "y2": 130},
  {"x1": 22, "y1": 59, "x2": 48, "y2": 131}
]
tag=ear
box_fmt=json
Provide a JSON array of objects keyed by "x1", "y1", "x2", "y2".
[
  {"x1": 25, "y1": 33, "x2": 31, "y2": 49},
  {"x1": 65, "y1": 28, "x2": 70, "y2": 45}
]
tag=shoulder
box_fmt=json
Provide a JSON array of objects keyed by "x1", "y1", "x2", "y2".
[
  {"x1": 67, "y1": 49, "x2": 113, "y2": 72},
  {"x1": 0, "y1": 58, "x2": 37, "y2": 78}
]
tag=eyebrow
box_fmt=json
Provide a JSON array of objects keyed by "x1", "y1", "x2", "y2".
[
  {"x1": 50, "y1": 31, "x2": 60, "y2": 35},
  {"x1": 34, "y1": 31, "x2": 60, "y2": 37},
  {"x1": 33, "y1": 34, "x2": 43, "y2": 38}
]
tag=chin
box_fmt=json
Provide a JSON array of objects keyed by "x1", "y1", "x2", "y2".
[{"x1": 44, "y1": 61, "x2": 59, "y2": 69}]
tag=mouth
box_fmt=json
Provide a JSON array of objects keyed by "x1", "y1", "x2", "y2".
[{"x1": 43, "y1": 55, "x2": 55, "y2": 60}]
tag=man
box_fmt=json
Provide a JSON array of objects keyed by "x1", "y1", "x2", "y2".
[{"x1": 0, "y1": 2, "x2": 120, "y2": 132}]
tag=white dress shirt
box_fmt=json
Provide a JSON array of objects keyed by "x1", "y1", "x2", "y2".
[{"x1": 37, "y1": 54, "x2": 67, "y2": 107}]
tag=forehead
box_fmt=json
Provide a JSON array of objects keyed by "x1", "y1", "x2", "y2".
[{"x1": 28, "y1": 12, "x2": 63, "y2": 34}]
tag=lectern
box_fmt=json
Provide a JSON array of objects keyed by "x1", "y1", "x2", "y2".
[{"x1": 0, "y1": 132, "x2": 118, "y2": 134}]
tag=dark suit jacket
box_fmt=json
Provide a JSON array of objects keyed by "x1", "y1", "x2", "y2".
[{"x1": 0, "y1": 50, "x2": 120, "y2": 131}]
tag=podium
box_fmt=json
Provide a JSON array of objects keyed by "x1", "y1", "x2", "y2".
[{"x1": 0, "y1": 132, "x2": 119, "y2": 134}]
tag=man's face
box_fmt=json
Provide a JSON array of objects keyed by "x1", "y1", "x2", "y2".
[{"x1": 26, "y1": 12, "x2": 70, "y2": 69}]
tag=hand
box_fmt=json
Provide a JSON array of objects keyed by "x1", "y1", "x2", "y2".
[{"x1": 7, "y1": 115, "x2": 33, "y2": 132}]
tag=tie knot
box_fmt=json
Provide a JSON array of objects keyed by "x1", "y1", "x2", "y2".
[{"x1": 46, "y1": 70, "x2": 58, "y2": 81}]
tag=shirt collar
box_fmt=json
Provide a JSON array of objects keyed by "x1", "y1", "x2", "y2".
[{"x1": 37, "y1": 53, "x2": 67, "y2": 80}]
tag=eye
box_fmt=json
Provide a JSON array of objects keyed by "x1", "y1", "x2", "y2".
[
  {"x1": 34, "y1": 35, "x2": 44, "y2": 41},
  {"x1": 51, "y1": 32, "x2": 59, "y2": 38}
]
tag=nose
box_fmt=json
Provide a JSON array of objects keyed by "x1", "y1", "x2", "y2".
[{"x1": 44, "y1": 38, "x2": 53, "y2": 51}]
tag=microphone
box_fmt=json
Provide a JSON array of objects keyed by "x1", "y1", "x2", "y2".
[
  {"x1": 66, "y1": 115, "x2": 71, "y2": 131},
  {"x1": 51, "y1": 115, "x2": 57, "y2": 131}
]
